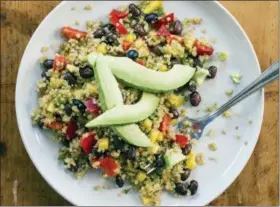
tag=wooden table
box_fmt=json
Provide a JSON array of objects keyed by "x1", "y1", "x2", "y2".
[{"x1": 0, "y1": 1, "x2": 278, "y2": 206}]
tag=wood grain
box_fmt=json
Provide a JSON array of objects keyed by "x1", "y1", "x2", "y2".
[{"x1": 0, "y1": 1, "x2": 278, "y2": 206}]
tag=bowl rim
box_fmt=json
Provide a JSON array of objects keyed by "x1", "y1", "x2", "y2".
[{"x1": 15, "y1": 1, "x2": 264, "y2": 205}]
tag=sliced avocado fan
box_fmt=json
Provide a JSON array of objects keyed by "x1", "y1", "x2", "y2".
[
  {"x1": 86, "y1": 92, "x2": 160, "y2": 127},
  {"x1": 89, "y1": 54, "x2": 152, "y2": 147},
  {"x1": 106, "y1": 56, "x2": 196, "y2": 92}
]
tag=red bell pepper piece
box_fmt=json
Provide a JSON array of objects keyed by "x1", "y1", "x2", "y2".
[
  {"x1": 110, "y1": 9, "x2": 128, "y2": 19},
  {"x1": 122, "y1": 40, "x2": 133, "y2": 51},
  {"x1": 157, "y1": 24, "x2": 171, "y2": 36},
  {"x1": 85, "y1": 98, "x2": 100, "y2": 116},
  {"x1": 136, "y1": 59, "x2": 145, "y2": 66},
  {"x1": 154, "y1": 13, "x2": 175, "y2": 29},
  {"x1": 61, "y1": 26, "x2": 87, "y2": 40},
  {"x1": 175, "y1": 135, "x2": 189, "y2": 148},
  {"x1": 159, "y1": 113, "x2": 171, "y2": 133},
  {"x1": 80, "y1": 132, "x2": 97, "y2": 154},
  {"x1": 194, "y1": 40, "x2": 214, "y2": 56},
  {"x1": 99, "y1": 156, "x2": 120, "y2": 177},
  {"x1": 47, "y1": 121, "x2": 63, "y2": 130},
  {"x1": 109, "y1": 10, "x2": 128, "y2": 35},
  {"x1": 53, "y1": 55, "x2": 67, "y2": 71},
  {"x1": 66, "y1": 120, "x2": 78, "y2": 140}
]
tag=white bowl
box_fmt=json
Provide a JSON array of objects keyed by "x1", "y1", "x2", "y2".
[{"x1": 16, "y1": 1, "x2": 263, "y2": 206}]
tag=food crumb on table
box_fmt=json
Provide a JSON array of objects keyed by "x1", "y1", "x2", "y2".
[
  {"x1": 192, "y1": 17, "x2": 202, "y2": 24},
  {"x1": 218, "y1": 52, "x2": 228, "y2": 61},
  {"x1": 225, "y1": 89, "x2": 233, "y2": 97},
  {"x1": 235, "y1": 126, "x2": 239, "y2": 130},
  {"x1": 231, "y1": 72, "x2": 242, "y2": 84},
  {"x1": 204, "y1": 103, "x2": 218, "y2": 113},
  {"x1": 236, "y1": 134, "x2": 241, "y2": 139},
  {"x1": 71, "y1": 6, "x2": 76, "y2": 11},
  {"x1": 75, "y1": 21, "x2": 80, "y2": 26},
  {"x1": 195, "y1": 153, "x2": 205, "y2": 165},
  {"x1": 248, "y1": 120, "x2": 253, "y2": 125},
  {"x1": 208, "y1": 156, "x2": 217, "y2": 162},
  {"x1": 223, "y1": 110, "x2": 232, "y2": 118},
  {"x1": 208, "y1": 143, "x2": 217, "y2": 151},
  {"x1": 40, "y1": 46, "x2": 49, "y2": 53},
  {"x1": 207, "y1": 129, "x2": 215, "y2": 138},
  {"x1": 84, "y1": 4, "x2": 93, "y2": 11},
  {"x1": 94, "y1": 185, "x2": 101, "y2": 191},
  {"x1": 221, "y1": 129, "x2": 227, "y2": 135},
  {"x1": 122, "y1": 188, "x2": 131, "y2": 194},
  {"x1": 244, "y1": 141, "x2": 248, "y2": 145}
]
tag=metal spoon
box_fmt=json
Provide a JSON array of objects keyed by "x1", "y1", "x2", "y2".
[{"x1": 178, "y1": 61, "x2": 279, "y2": 139}]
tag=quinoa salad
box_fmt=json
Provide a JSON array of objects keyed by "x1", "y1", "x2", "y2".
[{"x1": 31, "y1": 1, "x2": 220, "y2": 205}]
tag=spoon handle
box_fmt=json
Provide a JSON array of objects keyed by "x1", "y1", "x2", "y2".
[{"x1": 206, "y1": 62, "x2": 279, "y2": 121}]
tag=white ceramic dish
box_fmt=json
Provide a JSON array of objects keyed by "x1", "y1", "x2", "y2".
[{"x1": 15, "y1": 1, "x2": 263, "y2": 206}]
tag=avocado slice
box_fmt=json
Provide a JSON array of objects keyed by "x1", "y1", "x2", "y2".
[
  {"x1": 164, "y1": 148, "x2": 186, "y2": 169},
  {"x1": 86, "y1": 92, "x2": 160, "y2": 127},
  {"x1": 106, "y1": 57, "x2": 196, "y2": 92},
  {"x1": 88, "y1": 54, "x2": 152, "y2": 147}
]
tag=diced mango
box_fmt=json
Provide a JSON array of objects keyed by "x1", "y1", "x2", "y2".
[
  {"x1": 143, "y1": 1, "x2": 162, "y2": 14},
  {"x1": 97, "y1": 43, "x2": 107, "y2": 54},
  {"x1": 167, "y1": 94, "x2": 185, "y2": 107},
  {"x1": 186, "y1": 151, "x2": 196, "y2": 170},
  {"x1": 136, "y1": 171, "x2": 147, "y2": 182},
  {"x1": 142, "y1": 118, "x2": 153, "y2": 132},
  {"x1": 149, "y1": 130, "x2": 160, "y2": 143},
  {"x1": 159, "y1": 64, "x2": 168, "y2": 72},
  {"x1": 149, "y1": 143, "x2": 159, "y2": 154},
  {"x1": 141, "y1": 195, "x2": 153, "y2": 206},
  {"x1": 157, "y1": 131, "x2": 163, "y2": 141},
  {"x1": 97, "y1": 138, "x2": 109, "y2": 152}
]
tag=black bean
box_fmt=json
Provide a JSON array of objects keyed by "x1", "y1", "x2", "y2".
[
  {"x1": 170, "y1": 57, "x2": 181, "y2": 68},
  {"x1": 129, "y1": 4, "x2": 141, "y2": 17},
  {"x1": 134, "y1": 24, "x2": 146, "y2": 36},
  {"x1": 208, "y1": 66, "x2": 217, "y2": 79},
  {"x1": 127, "y1": 147, "x2": 136, "y2": 160},
  {"x1": 115, "y1": 175, "x2": 124, "y2": 188},
  {"x1": 93, "y1": 28, "x2": 105, "y2": 38},
  {"x1": 180, "y1": 170, "x2": 191, "y2": 181},
  {"x1": 61, "y1": 138, "x2": 70, "y2": 147},
  {"x1": 38, "y1": 121, "x2": 45, "y2": 129},
  {"x1": 80, "y1": 66, "x2": 94, "y2": 79},
  {"x1": 41, "y1": 69, "x2": 50, "y2": 81},
  {"x1": 65, "y1": 104, "x2": 72, "y2": 116},
  {"x1": 150, "y1": 45, "x2": 162, "y2": 56},
  {"x1": 188, "y1": 180, "x2": 198, "y2": 195},
  {"x1": 102, "y1": 23, "x2": 116, "y2": 33},
  {"x1": 170, "y1": 108, "x2": 179, "y2": 119},
  {"x1": 43, "y1": 59, "x2": 54, "y2": 69},
  {"x1": 92, "y1": 148, "x2": 104, "y2": 158},
  {"x1": 113, "y1": 136, "x2": 125, "y2": 150},
  {"x1": 187, "y1": 80, "x2": 197, "y2": 92},
  {"x1": 190, "y1": 91, "x2": 201, "y2": 106},
  {"x1": 155, "y1": 155, "x2": 165, "y2": 168},
  {"x1": 0, "y1": 141, "x2": 7, "y2": 156},
  {"x1": 72, "y1": 99, "x2": 86, "y2": 113},
  {"x1": 145, "y1": 13, "x2": 158, "y2": 23},
  {"x1": 105, "y1": 33, "x2": 118, "y2": 45},
  {"x1": 182, "y1": 144, "x2": 192, "y2": 155},
  {"x1": 175, "y1": 183, "x2": 188, "y2": 195},
  {"x1": 126, "y1": 50, "x2": 139, "y2": 60},
  {"x1": 64, "y1": 72, "x2": 76, "y2": 86},
  {"x1": 170, "y1": 20, "x2": 183, "y2": 35},
  {"x1": 54, "y1": 113, "x2": 62, "y2": 122},
  {"x1": 193, "y1": 58, "x2": 203, "y2": 68}
]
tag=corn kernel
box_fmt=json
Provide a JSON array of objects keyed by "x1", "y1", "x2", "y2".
[
  {"x1": 142, "y1": 118, "x2": 152, "y2": 132},
  {"x1": 141, "y1": 195, "x2": 153, "y2": 206},
  {"x1": 97, "y1": 43, "x2": 107, "y2": 54},
  {"x1": 159, "y1": 64, "x2": 168, "y2": 72},
  {"x1": 136, "y1": 171, "x2": 147, "y2": 182},
  {"x1": 97, "y1": 138, "x2": 109, "y2": 152},
  {"x1": 143, "y1": 1, "x2": 162, "y2": 14},
  {"x1": 167, "y1": 94, "x2": 185, "y2": 107},
  {"x1": 47, "y1": 102, "x2": 55, "y2": 113},
  {"x1": 125, "y1": 33, "x2": 136, "y2": 43},
  {"x1": 149, "y1": 130, "x2": 160, "y2": 143}
]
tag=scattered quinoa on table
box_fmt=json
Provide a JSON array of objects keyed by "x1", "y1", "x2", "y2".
[{"x1": 31, "y1": 1, "x2": 224, "y2": 205}]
